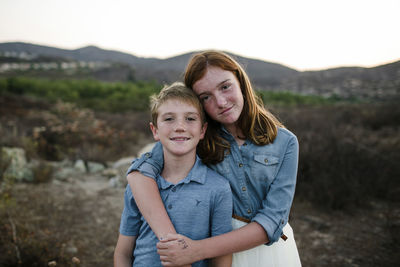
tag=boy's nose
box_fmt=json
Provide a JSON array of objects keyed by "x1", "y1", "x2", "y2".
[{"x1": 174, "y1": 120, "x2": 185, "y2": 131}]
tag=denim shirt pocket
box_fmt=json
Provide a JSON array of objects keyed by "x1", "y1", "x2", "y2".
[{"x1": 251, "y1": 154, "x2": 280, "y2": 183}]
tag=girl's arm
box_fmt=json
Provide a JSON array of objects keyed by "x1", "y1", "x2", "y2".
[
  {"x1": 158, "y1": 222, "x2": 268, "y2": 266},
  {"x1": 157, "y1": 132, "x2": 299, "y2": 266},
  {"x1": 127, "y1": 171, "x2": 176, "y2": 239},
  {"x1": 126, "y1": 142, "x2": 176, "y2": 239}
]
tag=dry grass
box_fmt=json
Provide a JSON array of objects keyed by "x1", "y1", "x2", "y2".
[{"x1": 1, "y1": 95, "x2": 399, "y2": 266}]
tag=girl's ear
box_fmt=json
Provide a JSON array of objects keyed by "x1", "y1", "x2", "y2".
[
  {"x1": 149, "y1": 122, "x2": 160, "y2": 141},
  {"x1": 199, "y1": 122, "x2": 208, "y2": 140}
]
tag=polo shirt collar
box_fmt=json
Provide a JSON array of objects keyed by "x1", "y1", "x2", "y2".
[{"x1": 157, "y1": 156, "x2": 207, "y2": 190}]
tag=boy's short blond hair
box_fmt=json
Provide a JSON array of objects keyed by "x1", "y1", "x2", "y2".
[{"x1": 150, "y1": 82, "x2": 206, "y2": 127}]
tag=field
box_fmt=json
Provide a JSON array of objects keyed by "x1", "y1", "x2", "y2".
[{"x1": 0, "y1": 80, "x2": 399, "y2": 266}]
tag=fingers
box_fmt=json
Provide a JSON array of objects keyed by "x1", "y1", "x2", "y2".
[
  {"x1": 159, "y1": 233, "x2": 181, "y2": 243},
  {"x1": 160, "y1": 257, "x2": 181, "y2": 267},
  {"x1": 157, "y1": 241, "x2": 170, "y2": 250},
  {"x1": 165, "y1": 233, "x2": 182, "y2": 240}
]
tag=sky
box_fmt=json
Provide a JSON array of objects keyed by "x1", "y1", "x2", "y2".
[{"x1": 0, "y1": 0, "x2": 399, "y2": 71}]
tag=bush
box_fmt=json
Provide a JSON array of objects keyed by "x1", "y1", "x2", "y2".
[
  {"x1": 277, "y1": 102, "x2": 400, "y2": 210},
  {"x1": 258, "y1": 90, "x2": 345, "y2": 106},
  {"x1": 0, "y1": 77, "x2": 162, "y2": 112}
]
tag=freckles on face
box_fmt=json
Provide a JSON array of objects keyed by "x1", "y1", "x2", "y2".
[
  {"x1": 193, "y1": 66, "x2": 244, "y2": 127},
  {"x1": 151, "y1": 99, "x2": 206, "y2": 157}
]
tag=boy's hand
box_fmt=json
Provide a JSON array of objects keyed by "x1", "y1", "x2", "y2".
[{"x1": 157, "y1": 233, "x2": 200, "y2": 266}]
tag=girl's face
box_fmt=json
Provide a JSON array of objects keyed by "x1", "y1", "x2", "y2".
[{"x1": 192, "y1": 66, "x2": 244, "y2": 131}]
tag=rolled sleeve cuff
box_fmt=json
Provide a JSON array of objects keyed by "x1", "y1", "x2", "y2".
[
  {"x1": 119, "y1": 225, "x2": 140, "y2": 237},
  {"x1": 126, "y1": 153, "x2": 161, "y2": 180},
  {"x1": 252, "y1": 214, "x2": 285, "y2": 245}
]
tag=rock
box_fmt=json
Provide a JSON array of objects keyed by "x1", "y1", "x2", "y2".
[
  {"x1": 74, "y1": 159, "x2": 86, "y2": 173},
  {"x1": 102, "y1": 168, "x2": 119, "y2": 178},
  {"x1": 109, "y1": 176, "x2": 125, "y2": 188},
  {"x1": 112, "y1": 157, "x2": 134, "y2": 170},
  {"x1": 111, "y1": 157, "x2": 134, "y2": 182},
  {"x1": 53, "y1": 167, "x2": 77, "y2": 181},
  {"x1": 66, "y1": 245, "x2": 78, "y2": 254},
  {"x1": 87, "y1": 161, "x2": 105, "y2": 173},
  {"x1": 28, "y1": 159, "x2": 54, "y2": 183},
  {"x1": 136, "y1": 142, "x2": 156, "y2": 157},
  {"x1": 72, "y1": 257, "x2": 80, "y2": 264},
  {"x1": 1, "y1": 147, "x2": 34, "y2": 182}
]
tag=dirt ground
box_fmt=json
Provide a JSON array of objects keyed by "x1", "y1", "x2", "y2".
[{"x1": 2, "y1": 172, "x2": 399, "y2": 267}]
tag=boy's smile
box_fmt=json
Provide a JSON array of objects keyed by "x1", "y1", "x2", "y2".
[{"x1": 150, "y1": 99, "x2": 207, "y2": 158}]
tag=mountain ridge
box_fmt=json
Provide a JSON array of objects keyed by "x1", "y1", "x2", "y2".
[{"x1": 1, "y1": 42, "x2": 399, "y2": 99}]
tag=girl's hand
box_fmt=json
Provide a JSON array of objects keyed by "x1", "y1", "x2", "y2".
[{"x1": 157, "y1": 233, "x2": 200, "y2": 267}]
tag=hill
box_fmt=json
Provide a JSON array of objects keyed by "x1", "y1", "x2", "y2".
[{"x1": 1, "y1": 42, "x2": 399, "y2": 99}]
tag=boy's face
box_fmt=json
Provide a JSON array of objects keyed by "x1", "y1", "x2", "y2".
[{"x1": 150, "y1": 99, "x2": 207, "y2": 158}]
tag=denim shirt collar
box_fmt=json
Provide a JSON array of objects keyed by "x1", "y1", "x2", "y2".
[{"x1": 157, "y1": 156, "x2": 207, "y2": 190}]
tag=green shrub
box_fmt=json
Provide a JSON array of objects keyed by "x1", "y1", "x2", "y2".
[
  {"x1": 257, "y1": 90, "x2": 346, "y2": 106},
  {"x1": 0, "y1": 76, "x2": 162, "y2": 112}
]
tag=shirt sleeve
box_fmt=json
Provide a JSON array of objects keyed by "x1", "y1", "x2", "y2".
[
  {"x1": 252, "y1": 134, "x2": 299, "y2": 245},
  {"x1": 119, "y1": 185, "x2": 143, "y2": 236},
  {"x1": 126, "y1": 141, "x2": 164, "y2": 179},
  {"x1": 210, "y1": 178, "x2": 233, "y2": 236}
]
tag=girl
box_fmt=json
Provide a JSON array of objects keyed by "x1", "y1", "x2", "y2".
[{"x1": 127, "y1": 51, "x2": 301, "y2": 267}]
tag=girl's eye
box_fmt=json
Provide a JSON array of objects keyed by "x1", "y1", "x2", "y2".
[
  {"x1": 164, "y1": 117, "x2": 173, "y2": 121},
  {"x1": 221, "y1": 84, "x2": 231, "y2": 90},
  {"x1": 187, "y1": 117, "x2": 196, "y2": 121},
  {"x1": 200, "y1": 95, "x2": 210, "y2": 102}
]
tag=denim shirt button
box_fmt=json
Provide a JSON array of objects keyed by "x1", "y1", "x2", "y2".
[
  {"x1": 242, "y1": 186, "x2": 247, "y2": 191},
  {"x1": 264, "y1": 158, "x2": 268, "y2": 163},
  {"x1": 247, "y1": 209, "x2": 252, "y2": 214},
  {"x1": 145, "y1": 152, "x2": 150, "y2": 157},
  {"x1": 281, "y1": 219, "x2": 285, "y2": 224},
  {"x1": 239, "y1": 163, "x2": 243, "y2": 167},
  {"x1": 168, "y1": 204, "x2": 172, "y2": 209}
]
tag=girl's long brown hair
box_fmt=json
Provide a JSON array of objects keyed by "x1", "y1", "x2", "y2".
[{"x1": 184, "y1": 51, "x2": 283, "y2": 164}]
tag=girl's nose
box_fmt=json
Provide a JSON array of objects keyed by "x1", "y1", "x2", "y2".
[{"x1": 215, "y1": 95, "x2": 227, "y2": 107}]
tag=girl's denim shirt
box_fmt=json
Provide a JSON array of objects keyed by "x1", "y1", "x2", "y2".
[{"x1": 127, "y1": 127, "x2": 299, "y2": 245}]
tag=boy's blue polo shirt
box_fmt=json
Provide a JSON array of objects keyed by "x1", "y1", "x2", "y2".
[{"x1": 119, "y1": 156, "x2": 233, "y2": 267}]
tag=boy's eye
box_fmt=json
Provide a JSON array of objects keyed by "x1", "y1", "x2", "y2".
[
  {"x1": 187, "y1": 117, "x2": 196, "y2": 121},
  {"x1": 164, "y1": 117, "x2": 173, "y2": 121}
]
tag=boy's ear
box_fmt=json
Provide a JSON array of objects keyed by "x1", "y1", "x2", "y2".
[
  {"x1": 199, "y1": 122, "x2": 208, "y2": 140},
  {"x1": 149, "y1": 122, "x2": 160, "y2": 141}
]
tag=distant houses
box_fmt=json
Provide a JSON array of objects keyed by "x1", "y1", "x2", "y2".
[{"x1": 0, "y1": 51, "x2": 110, "y2": 73}]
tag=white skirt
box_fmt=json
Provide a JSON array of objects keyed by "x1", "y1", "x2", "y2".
[{"x1": 231, "y1": 218, "x2": 302, "y2": 267}]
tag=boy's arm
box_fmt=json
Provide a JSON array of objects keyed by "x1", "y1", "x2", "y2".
[
  {"x1": 127, "y1": 171, "x2": 176, "y2": 239},
  {"x1": 210, "y1": 254, "x2": 232, "y2": 267},
  {"x1": 114, "y1": 234, "x2": 136, "y2": 267}
]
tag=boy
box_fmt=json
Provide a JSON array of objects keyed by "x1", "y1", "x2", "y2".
[{"x1": 114, "y1": 82, "x2": 233, "y2": 267}]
